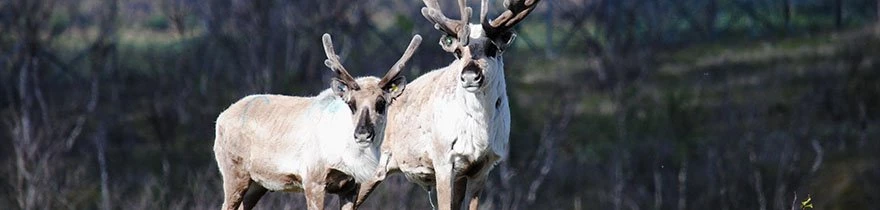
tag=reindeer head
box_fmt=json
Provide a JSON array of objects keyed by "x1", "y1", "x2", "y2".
[
  {"x1": 421, "y1": 0, "x2": 539, "y2": 92},
  {"x1": 321, "y1": 33, "x2": 422, "y2": 147}
]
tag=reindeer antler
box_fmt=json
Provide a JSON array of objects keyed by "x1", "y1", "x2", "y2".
[
  {"x1": 379, "y1": 35, "x2": 423, "y2": 88},
  {"x1": 322, "y1": 33, "x2": 361, "y2": 90},
  {"x1": 422, "y1": 0, "x2": 472, "y2": 45},
  {"x1": 482, "y1": 0, "x2": 541, "y2": 38}
]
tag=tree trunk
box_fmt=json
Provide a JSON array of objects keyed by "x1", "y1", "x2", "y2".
[
  {"x1": 670, "y1": 0, "x2": 705, "y2": 38},
  {"x1": 676, "y1": 159, "x2": 687, "y2": 210},
  {"x1": 749, "y1": 136, "x2": 767, "y2": 210},
  {"x1": 835, "y1": 0, "x2": 843, "y2": 29},
  {"x1": 706, "y1": 0, "x2": 718, "y2": 38},
  {"x1": 783, "y1": 0, "x2": 793, "y2": 31},
  {"x1": 733, "y1": 0, "x2": 777, "y2": 31},
  {"x1": 94, "y1": 123, "x2": 111, "y2": 210},
  {"x1": 612, "y1": 157, "x2": 623, "y2": 210},
  {"x1": 15, "y1": 57, "x2": 35, "y2": 210},
  {"x1": 653, "y1": 166, "x2": 663, "y2": 210},
  {"x1": 544, "y1": 0, "x2": 554, "y2": 58}
]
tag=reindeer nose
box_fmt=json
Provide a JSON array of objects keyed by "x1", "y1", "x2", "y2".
[
  {"x1": 460, "y1": 63, "x2": 483, "y2": 89},
  {"x1": 354, "y1": 111, "x2": 375, "y2": 144},
  {"x1": 354, "y1": 126, "x2": 374, "y2": 141}
]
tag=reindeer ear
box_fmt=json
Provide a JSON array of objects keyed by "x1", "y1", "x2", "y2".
[
  {"x1": 331, "y1": 78, "x2": 351, "y2": 98},
  {"x1": 493, "y1": 31, "x2": 517, "y2": 52},
  {"x1": 382, "y1": 75, "x2": 407, "y2": 99}
]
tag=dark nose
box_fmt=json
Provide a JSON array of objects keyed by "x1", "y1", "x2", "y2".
[
  {"x1": 460, "y1": 63, "x2": 483, "y2": 87},
  {"x1": 354, "y1": 111, "x2": 374, "y2": 141},
  {"x1": 354, "y1": 125, "x2": 374, "y2": 140}
]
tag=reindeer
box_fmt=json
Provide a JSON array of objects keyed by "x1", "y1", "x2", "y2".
[
  {"x1": 213, "y1": 33, "x2": 422, "y2": 210},
  {"x1": 355, "y1": 0, "x2": 540, "y2": 209}
]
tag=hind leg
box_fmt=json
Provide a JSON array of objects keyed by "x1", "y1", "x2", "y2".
[
  {"x1": 219, "y1": 170, "x2": 250, "y2": 210},
  {"x1": 465, "y1": 177, "x2": 486, "y2": 210},
  {"x1": 216, "y1": 151, "x2": 250, "y2": 210},
  {"x1": 338, "y1": 185, "x2": 358, "y2": 210},
  {"x1": 452, "y1": 177, "x2": 468, "y2": 210}
]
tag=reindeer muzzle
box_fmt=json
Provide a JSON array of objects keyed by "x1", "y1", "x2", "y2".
[
  {"x1": 354, "y1": 129, "x2": 374, "y2": 146},
  {"x1": 354, "y1": 112, "x2": 375, "y2": 147},
  {"x1": 460, "y1": 63, "x2": 483, "y2": 91}
]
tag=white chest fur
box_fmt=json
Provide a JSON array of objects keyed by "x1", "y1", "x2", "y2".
[{"x1": 434, "y1": 65, "x2": 510, "y2": 169}]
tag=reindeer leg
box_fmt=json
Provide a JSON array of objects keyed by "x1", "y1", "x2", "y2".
[
  {"x1": 304, "y1": 180, "x2": 326, "y2": 210},
  {"x1": 220, "y1": 175, "x2": 249, "y2": 210},
  {"x1": 239, "y1": 181, "x2": 268, "y2": 210},
  {"x1": 355, "y1": 151, "x2": 394, "y2": 207},
  {"x1": 452, "y1": 177, "x2": 468, "y2": 210},
  {"x1": 434, "y1": 163, "x2": 457, "y2": 210},
  {"x1": 339, "y1": 185, "x2": 359, "y2": 210},
  {"x1": 218, "y1": 154, "x2": 250, "y2": 210},
  {"x1": 355, "y1": 178, "x2": 383, "y2": 207},
  {"x1": 466, "y1": 177, "x2": 486, "y2": 210}
]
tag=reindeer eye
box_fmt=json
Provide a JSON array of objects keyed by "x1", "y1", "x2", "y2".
[
  {"x1": 346, "y1": 100, "x2": 357, "y2": 112},
  {"x1": 442, "y1": 35, "x2": 454, "y2": 47},
  {"x1": 486, "y1": 43, "x2": 498, "y2": 57},
  {"x1": 375, "y1": 98, "x2": 387, "y2": 115}
]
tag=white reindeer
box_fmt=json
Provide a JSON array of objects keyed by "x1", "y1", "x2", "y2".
[
  {"x1": 213, "y1": 33, "x2": 421, "y2": 210},
  {"x1": 355, "y1": 0, "x2": 540, "y2": 209}
]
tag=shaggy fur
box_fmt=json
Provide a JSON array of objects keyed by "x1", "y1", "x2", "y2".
[
  {"x1": 214, "y1": 79, "x2": 383, "y2": 210},
  {"x1": 357, "y1": 25, "x2": 515, "y2": 210},
  {"x1": 214, "y1": 33, "x2": 421, "y2": 210},
  {"x1": 356, "y1": 1, "x2": 539, "y2": 209}
]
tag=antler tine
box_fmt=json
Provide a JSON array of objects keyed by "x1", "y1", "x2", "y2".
[
  {"x1": 423, "y1": 0, "x2": 442, "y2": 11},
  {"x1": 482, "y1": 0, "x2": 541, "y2": 38},
  {"x1": 480, "y1": 0, "x2": 489, "y2": 25},
  {"x1": 321, "y1": 33, "x2": 360, "y2": 90},
  {"x1": 421, "y1": 0, "x2": 454, "y2": 34},
  {"x1": 456, "y1": 0, "x2": 471, "y2": 45},
  {"x1": 380, "y1": 35, "x2": 423, "y2": 87},
  {"x1": 422, "y1": 0, "x2": 472, "y2": 45}
]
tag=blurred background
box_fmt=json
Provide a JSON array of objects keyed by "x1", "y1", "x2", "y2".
[{"x1": 1, "y1": 0, "x2": 879, "y2": 209}]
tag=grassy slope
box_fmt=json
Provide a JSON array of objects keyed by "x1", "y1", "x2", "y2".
[{"x1": 508, "y1": 25, "x2": 879, "y2": 209}]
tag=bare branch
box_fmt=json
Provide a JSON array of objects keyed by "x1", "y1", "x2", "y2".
[{"x1": 64, "y1": 75, "x2": 99, "y2": 150}]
